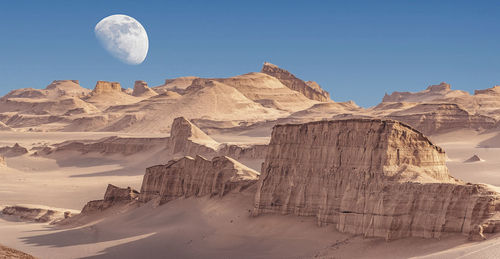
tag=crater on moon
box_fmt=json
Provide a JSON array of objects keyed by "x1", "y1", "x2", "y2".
[{"x1": 95, "y1": 14, "x2": 149, "y2": 65}]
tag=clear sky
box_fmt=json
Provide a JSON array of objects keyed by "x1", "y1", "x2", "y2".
[{"x1": 1, "y1": 0, "x2": 499, "y2": 106}]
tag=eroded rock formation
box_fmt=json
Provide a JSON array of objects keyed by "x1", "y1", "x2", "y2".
[
  {"x1": 253, "y1": 119, "x2": 500, "y2": 240},
  {"x1": 132, "y1": 80, "x2": 158, "y2": 97},
  {"x1": 140, "y1": 155, "x2": 259, "y2": 204},
  {"x1": 0, "y1": 143, "x2": 28, "y2": 157},
  {"x1": 261, "y1": 62, "x2": 330, "y2": 102},
  {"x1": 1, "y1": 205, "x2": 76, "y2": 224},
  {"x1": 81, "y1": 184, "x2": 139, "y2": 214},
  {"x1": 92, "y1": 81, "x2": 122, "y2": 95}
]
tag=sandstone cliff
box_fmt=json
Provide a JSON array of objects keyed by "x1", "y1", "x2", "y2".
[
  {"x1": 253, "y1": 119, "x2": 500, "y2": 240},
  {"x1": 81, "y1": 184, "x2": 139, "y2": 214},
  {"x1": 140, "y1": 155, "x2": 259, "y2": 204},
  {"x1": 261, "y1": 62, "x2": 330, "y2": 102}
]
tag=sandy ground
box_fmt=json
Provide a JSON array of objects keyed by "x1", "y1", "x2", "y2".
[{"x1": 1, "y1": 129, "x2": 500, "y2": 258}]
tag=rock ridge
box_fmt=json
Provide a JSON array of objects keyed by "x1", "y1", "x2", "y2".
[{"x1": 261, "y1": 62, "x2": 331, "y2": 102}]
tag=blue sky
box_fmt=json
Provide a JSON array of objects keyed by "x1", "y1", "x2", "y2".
[{"x1": 1, "y1": 0, "x2": 499, "y2": 107}]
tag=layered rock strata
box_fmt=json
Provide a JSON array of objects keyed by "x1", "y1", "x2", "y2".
[
  {"x1": 140, "y1": 155, "x2": 259, "y2": 204},
  {"x1": 81, "y1": 184, "x2": 139, "y2": 214},
  {"x1": 261, "y1": 62, "x2": 330, "y2": 102},
  {"x1": 253, "y1": 119, "x2": 500, "y2": 240}
]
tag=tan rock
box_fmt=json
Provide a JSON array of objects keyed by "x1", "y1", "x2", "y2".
[
  {"x1": 92, "y1": 81, "x2": 122, "y2": 94},
  {"x1": 81, "y1": 184, "x2": 139, "y2": 214},
  {"x1": 1, "y1": 205, "x2": 78, "y2": 224},
  {"x1": 261, "y1": 62, "x2": 331, "y2": 102},
  {"x1": 253, "y1": 119, "x2": 500, "y2": 240},
  {"x1": 140, "y1": 155, "x2": 259, "y2": 204},
  {"x1": 0, "y1": 143, "x2": 28, "y2": 157},
  {"x1": 132, "y1": 80, "x2": 158, "y2": 97}
]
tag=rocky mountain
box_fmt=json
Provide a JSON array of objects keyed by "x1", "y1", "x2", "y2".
[
  {"x1": 261, "y1": 62, "x2": 331, "y2": 102},
  {"x1": 252, "y1": 119, "x2": 500, "y2": 240}
]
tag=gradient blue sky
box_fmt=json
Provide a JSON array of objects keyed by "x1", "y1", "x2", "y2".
[{"x1": 1, "y1": 0, "x2": 499, "y2": 106}]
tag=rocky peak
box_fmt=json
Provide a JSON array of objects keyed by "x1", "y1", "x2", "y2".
[
  {"x1": 132, "y1": 80, "x2": 158, "y2": 97},
  {"x1": 92, "y1": 81, "x2": 122, "y2": 95},
  {"x1": 426, "y1": 82, "x2": 451, "y2": 92},
  {"x1": 261, "y1": 62, "x2": 331, "y2": 102},
  {"x1": 170, "y1": 117, "x2": 219, "y2": 153}
]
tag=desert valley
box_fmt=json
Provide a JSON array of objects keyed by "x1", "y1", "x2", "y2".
[{"x1": 1, "y1": 62, "x2": 500, "y2": 258}]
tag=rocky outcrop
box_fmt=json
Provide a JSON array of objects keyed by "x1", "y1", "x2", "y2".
[
  {"x1": 382, "y1": 82, "x2": 467, "y2": 103},
  {"x1": 0, "y1": 244, "x2": 36, "y2": 259},
  {"x1": 140, "y1": 155, "x2": 259, "y2": 204},
  {"x1": 92, "y1": 81, "x2": 122, "y2": 95},
  {"x1": 132, "y1": 80, "x2": 158, "y2": 97},
  {"x1": 1, "y1": 205, "x2": 76, "y2": 224},
  {"x1": 474, "y1": 86, "x2": 500, "y2": 96},
  {"x1": 465, "y1": 155, "x2": 482, "y2": 163},
  {"x1": 169, "y1": 117, "x2": 220, "y2": 154},
  {"x1": 253, "y1": 119, "x2": 500, "y2": 240},
  {"x1": 0, "y1": 143, "x2": 28, "y2": 157},
  {"x1": 261, "y1": 62, "x2": 330, "y2": 102},
  {"x1": 81, "y1": 184, "x2": 139, "y2": 214}
]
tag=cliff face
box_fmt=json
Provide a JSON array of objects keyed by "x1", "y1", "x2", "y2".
[
  {"x1": 140, "y1": 155, "x2": 259, "y2": 204},
  {"x1": 261, "y1": 62, "x2": 330, "y2": 102},
  {"x1": 253, "y1": 119, "x2": 500, "y2": 239}
]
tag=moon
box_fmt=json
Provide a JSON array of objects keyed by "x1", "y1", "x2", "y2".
[{"x1": 95, "y1": 14, "x2": 149, "y2": 65}]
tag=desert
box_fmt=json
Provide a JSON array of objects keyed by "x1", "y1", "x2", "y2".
[
  {"x1": 1, "y1": 62, "x2": 500, "y2": 258},
  {"x1": 3, "y1": 2, "x2": 500, "y2": 258}
]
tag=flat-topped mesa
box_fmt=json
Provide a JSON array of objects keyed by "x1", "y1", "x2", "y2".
[
  {"x1": 253, "y1": 119, "x2": 500, "y2": 240},
  {"x1": 81, "y1": 184, "x2": 139, "y2": 214},
  {"x1": 169, "y1": 117, "x2": 220, "y2": 154},
  {"x1": 261, "y1": 62, "x2": 331, "y2": 102},
  {"x1": 132, "y1": 80, "x2": 158, "y2": 97},
  {"x1": 92, "y1": 81, "x2": 122, "y2": 95},
  {"x1": 139, "y1": 155, "x2": 259, "y2": 204},
  {"x1": 474, "y1": 86, "x2": 500, "y2": 96},
  {"x1": 426, "y1": 82, "x2": 451, "y2": 92}
]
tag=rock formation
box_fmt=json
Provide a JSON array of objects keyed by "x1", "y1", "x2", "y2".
[
  {"x1": 0, "y1": 155, "x2": 5, "y2": 166},
  {"x1": 46, "y1": 117, "x2": 267, "y2": 165},
  {"x1": 92, "y1": 81, "x2": 122, "y2": 95},
  {"x1": 253, "y1": 119, "x2": 500, "y2": 240},
  {"x1": 140, "y1": 155, "x2": 259, "y2": 204},
  {"x1": 261, "y1": 62, "x2": 330, "y2": 102},
  {"x1": 465, "y1": 155, "x2": 483, "y2": 163},
  {"x1": 81, "y1": 184, "x2": 139, "y2": 214},
  {"x1": 132, "y1": 80, "x2": 158, "y2": 97},
  {"x1": 0, "y1": 143, "x2": 28, "y2": 157},
  {"x1": 0, "y1": 244, "x2": 36, "y2": 259},
  {"x1": 386, "y1": 103, "x2": 496, "y2": 135},
  {"x1": 169, "y1": 116, "x2": 220, "y2": 154},
  {"x1": 1, "y1": 205, "x2": 76, "y2": 224}
]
